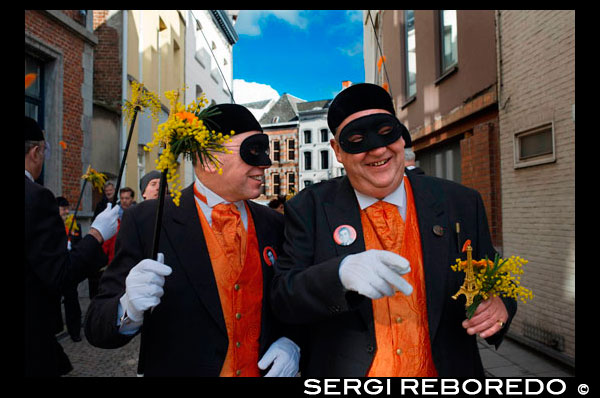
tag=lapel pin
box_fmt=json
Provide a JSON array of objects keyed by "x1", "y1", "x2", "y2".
[
  {"x1": 433, "y1": 225, "x2": 444, "y2": 237},
  {"x1": 263, "y1": 246, "x2": 277, "y2": 266},
  {"x1": 333, "y1": 225, "x2": 357, "y2": 246}
]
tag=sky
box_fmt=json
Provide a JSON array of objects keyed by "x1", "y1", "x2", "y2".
[{"x1": 232, "y1": 10, "x2": 365, "y2": 104}]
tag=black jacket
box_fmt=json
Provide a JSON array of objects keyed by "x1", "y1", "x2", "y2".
[
  {"x1": 271, "y1": 170, "x2": 517, "y2": 377},
  {"x1": 25, "y1": 176, "x2": 107, "y2": 376},
  {"x1": 85, "y1": 184, "x2": 291, "y2": 376}
]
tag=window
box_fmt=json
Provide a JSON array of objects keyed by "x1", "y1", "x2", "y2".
[
  {"x1": 304, "y1": 130, "x2": 312, "y2": 144},
  {"x1": 440, "y1": 10, "x2": 458, "y2": 74},
  {"x1": 418, "y1": 139, "x2": 461, "y2": 183},
  {"x1": 25, "y1": 54, "x2": 44, "y2": 123},
  {"x1": 304, "y1": 152, "x2": 312, "y2": 170},
  {"x1": 320, "y1": 150, "x2": 329, "y2": 169},
  {"x1": 260, "y1": 175, "x2": 266, "y2": 195},
  {"x1": 273, "y1": 140, "x2": 280, "y2": 162},
  {"x1": 320, "y1": 129, "x2": 329, "y2": 142},
  {"x1": 273, "y1": 174, "x2": 280, "y2": 196},
  {"x1": 514, "y1": 123, "x2": 555, "y2": 169},
  {"x1": 272, "y1": 116, "x2": 280, "y2": 123},
  {"x1": 288, "y1": 173, "x2": 295, "y2": 194},
  {"x1": 288, "y1": 139, "x2": 295, "y2": 161},
  {"x1": 404, "y1": 10, "x2": 417, "y2": 98}
]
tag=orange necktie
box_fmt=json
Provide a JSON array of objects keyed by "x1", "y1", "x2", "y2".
[
  {"x1": 211, "y1": 203, "x2": 245, "y2": 272},
  {"x1": 363, "y1": 201, "x2": 404, "y2": 253}
]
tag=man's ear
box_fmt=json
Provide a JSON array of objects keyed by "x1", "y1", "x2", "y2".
[{"x1": 330, "y1": 138, "x2": 343, "y2": 163}]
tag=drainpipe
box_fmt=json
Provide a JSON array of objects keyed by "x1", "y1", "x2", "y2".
[{"x1": 121, "y1": 10, "x2": 128, "y2": 185}]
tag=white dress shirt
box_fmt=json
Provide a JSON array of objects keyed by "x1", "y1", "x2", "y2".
[{"x1": 353, "y1": 174, "x2": 407, "y2": 220}]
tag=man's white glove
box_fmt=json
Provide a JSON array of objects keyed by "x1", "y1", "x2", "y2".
[
  {"x1": 120, "y1": 253, "x2": 172, "y2": 323},
  {"x1": 339, "y1": 249, "x2": 413, "y2": 299},
  {"x1": 90, "y1": 202, "x2": 120, "y2": 241},
  {"x1": 257, "y1": 337, "x2": 300, "y2": 377}
]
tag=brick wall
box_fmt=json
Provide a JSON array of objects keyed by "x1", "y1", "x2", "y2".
[
  {"x1": 460, "y1": 118, "x2": 502, "y2": 248},
  {"x1": 25, "y1": 10, "x2": 87, "y2": 209},
  {"x1": 498, "y1": 10, "x2": 575, "y2": 362},
  {"x1": 93, "y1": 10, "x2": 122, "y2": 112}
]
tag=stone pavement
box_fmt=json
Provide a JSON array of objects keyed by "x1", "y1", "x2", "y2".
[{"x1": 57, "y1": 283, "x2": 575, "y2": 377}]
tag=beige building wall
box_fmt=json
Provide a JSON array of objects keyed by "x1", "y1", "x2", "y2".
[
  {"x1": 124, "y1": 10, "x2": 186, "y2": 200},
  {"x1": 497, "y1": 10, "x2": 575, "y2": 364}
]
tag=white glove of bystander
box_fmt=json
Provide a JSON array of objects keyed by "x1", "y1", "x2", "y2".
[
  {"x1": 258, "y1": 337, "x2": 300, "y2": 377},
  {"x1": 90, "y1": 202, "x2": 120, "y2": 241},
  {"x1": 339, "y1": 249, "x2": 413, "y2": 299},
  {"x1": 120, "y1": 253, "x2": 172, "y2": 323}
]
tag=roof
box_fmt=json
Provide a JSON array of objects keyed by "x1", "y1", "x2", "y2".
[{"x1": 259, "y1": 94, "x2": 306, "y2": 125}]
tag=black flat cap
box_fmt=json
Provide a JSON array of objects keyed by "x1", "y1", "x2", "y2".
[
  {"x1": 327, "y1": 83, "x2": 396, "y2": 134},
  {"x1": 203, "y1": 103, "x2": 262, "y2": 136},
  {"x1": 25, "y1": 116, "x2": 44, "y2": 142}
]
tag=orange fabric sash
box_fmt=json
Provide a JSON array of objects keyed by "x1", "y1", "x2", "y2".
[
  {"x1": 194, "y1": 187, "x2": 263, "y2": 377},
  {"x1": 362, "y1": 177, "x2": 437, "y2": 377}
]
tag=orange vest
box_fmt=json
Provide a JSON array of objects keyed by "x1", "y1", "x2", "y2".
[
  {"x1": 362, "y1": 177, "x2": 437, "y2": 377},
  {"x1": 194, "y1": 194, "x2": 263, "y2": 377}
]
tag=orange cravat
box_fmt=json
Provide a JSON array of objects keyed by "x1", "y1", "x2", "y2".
[
  {"x1": 363, "y1": 200, "x2": 404, "y2": 253},
  {"x1": 362, "y1": 177, "x2": 437, "y2": 377},
  {"x1": 211, "y1": 203, "x2": 246, "y2": 273}
]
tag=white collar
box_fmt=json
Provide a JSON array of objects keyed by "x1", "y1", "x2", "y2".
[
  {"x1": 193, "y1": 176, "x2": 245, "y2": 213},
  {"x1": 25, "y1": 170, "x2": 34, "y2": 182},
  {"x1": 353, "y1": 174, "x2": 407, "y2": 219}
]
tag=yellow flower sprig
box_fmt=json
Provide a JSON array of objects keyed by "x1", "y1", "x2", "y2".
[
  {"x1": 451, "y1": 241, "x2": 534, "y2": 319},
  {"x1": 143, "y1": 88, "x2": 234, "y2": 206},
  {"x1": 82, "y1": 165, "x2": 108, "y2": 194},
  {"x1": 64, "y1": 213, "x2": 79, "y2": 232},
  {"x1": 123, "y1": 81, "x2": 162, "y2": 125}
]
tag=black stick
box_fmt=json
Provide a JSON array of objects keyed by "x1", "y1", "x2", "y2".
[
  {"x1": 150, "y1": 168, "x2": 169, "y2": 260},
  {"x1": 67, "y1": 178, "x2": 88, "y2": 239},
  {"x1": 113, "y1": 109, "x2": 139, "y2": 207}
]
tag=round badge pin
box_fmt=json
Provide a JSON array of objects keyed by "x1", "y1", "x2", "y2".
[
  {"x1": 263, "y1": 246, "x2": 277, "y2": 266},
  {"x1": 333, "y1": 225, "x2": 357, "y2": 246}
]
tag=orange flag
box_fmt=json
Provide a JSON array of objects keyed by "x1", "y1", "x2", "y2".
[{"x1": 25, "y1": 73, "x2": 37, "y2": 89}]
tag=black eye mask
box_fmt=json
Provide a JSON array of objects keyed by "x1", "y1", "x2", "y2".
[
  {"x1": 338, "y1": 113, "x2": 411, "y2": 154},
  {"x1": 240, "y1": 133, "x2": 272, "y2": 167}
]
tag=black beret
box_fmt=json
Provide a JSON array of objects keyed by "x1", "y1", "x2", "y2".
[
  {"x1": 327, "y1": 83, "x2": 396, "y2": 134},
  {"x1": 25, "y1": 116, "x2": 44, "y2": 142},
  {"x1": 56, "y1": 196, "x2": 69, "y2": 207},
  {"x1": 203, "y1": 103, "x2": 262, "y2": 136}
]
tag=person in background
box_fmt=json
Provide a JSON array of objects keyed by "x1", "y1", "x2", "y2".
[
  {"x1": 268, "y1": 198, "x2": 284, "y2": 214},
  {"x1": 55, "y1": 196, "x2": 83, "y2": 342},
  {"x1": 25, "y1": 116, "x2": 120, "y2": 376},
  {"x1": 404, "y1": 147, "x2": 425, "y2": 175},
  {"x1": 139, "y1": 170, "x2": 161, "y2": 201}
]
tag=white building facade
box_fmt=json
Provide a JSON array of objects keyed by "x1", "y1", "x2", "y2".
[
  {"x1": 298, "y1": 103, "x2": 344, "y2": 189},
  {"x1": 183, "y1": 10, "x2": 238, "y2": 186}
]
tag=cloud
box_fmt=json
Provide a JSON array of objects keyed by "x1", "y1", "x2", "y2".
[
  {"x1": 233, "y1": 79, "x2": 280, "y2": 104},
  {"x1": 338, "y1": 41, "x2": 363, "y2": 57},
  {"x1": 235, "y1": 10, "x2": 309, "y2": 36}
]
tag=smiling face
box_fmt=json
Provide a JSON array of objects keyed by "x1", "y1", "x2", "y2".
[
  {"x1": 331, "y1": 109, "x2": 406, "y2": 199},
  {"x1": 196, "y1": 131, "x2": 269, "y2": 202}
]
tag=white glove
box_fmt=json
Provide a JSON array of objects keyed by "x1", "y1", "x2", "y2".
[
  {"x1": 258, "y1": 337, "x2": 300, "y2": 377},
  {"x1": 121, "y1": 253, "x2": 172, "y2": 323},
  {"x1": 90, "y1": 202, "x2": 120, "y2": 241},
  {"x1": 339, "y1": 249, "x2": 413, "y2": 299}
]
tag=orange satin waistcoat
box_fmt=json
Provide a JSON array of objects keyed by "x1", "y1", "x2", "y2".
[
  {"x1": 194, "y1": 195, "x2": 263, "y2": 377},
  {"x1": 362, "y1": 177, "x2": 437, "y2": 377}
]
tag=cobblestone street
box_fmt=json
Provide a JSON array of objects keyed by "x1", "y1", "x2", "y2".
[{"x1": 57, "y1": 283, "x2": 140, "y2": 377}]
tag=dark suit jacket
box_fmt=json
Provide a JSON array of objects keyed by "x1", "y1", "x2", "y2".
[
  {"x1": 84, "y1": 184, "x2": 289, "y2": 376},
  {"x1": 25, "y1": 176, "x2": 108, "y2": 376},
  {"x1": 270, "y1": 170, "x2": 517, "y2": 377}
]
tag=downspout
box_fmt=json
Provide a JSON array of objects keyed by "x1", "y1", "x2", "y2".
[{"x1": 121, "y1": 10, "x2": 128, "y2": 185}]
